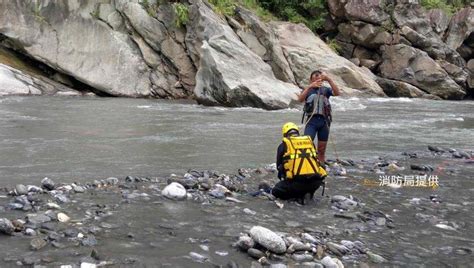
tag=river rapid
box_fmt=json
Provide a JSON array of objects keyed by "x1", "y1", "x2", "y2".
[{"x1": 0, "y1": 96, "x2": 472, "y2": 267}]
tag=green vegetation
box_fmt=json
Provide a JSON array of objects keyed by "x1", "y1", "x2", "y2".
[
  {"x1": 173, "y1": 3, "x2": 189, "y2": 28},
  {"x1": 208, "y1": 0, "x2": 237, "y2": 17},
  {"x1": 420, "y1": 0, "x2": 471, "y2": 15},
  {"x1": 326, "y1": 38, "x2": 341, "y2": 54},
  {"x1": 258, "y1": 0, "x2": 327, "y2": 32},
  {"x1": 140, "y1": 0, "x2": 159, "y2": 17},
  {"x1": 240, "y1": 0, "x2": 275, "y2": 21},
  {"x1": 32, "y1": 1, "x2": 47, "y2": 23}
]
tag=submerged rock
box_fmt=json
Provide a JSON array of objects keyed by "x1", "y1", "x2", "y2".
[
  {"x1": 30, "y1": 237, "x2": 48, "y2": 250},
  {"x1": 249, "y1": 226, "x2": 286, "y2": 254}
]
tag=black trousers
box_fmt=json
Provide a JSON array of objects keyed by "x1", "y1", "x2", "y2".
[{"x1": 272, "y1": 175, "x2": 323, "y2": 200}]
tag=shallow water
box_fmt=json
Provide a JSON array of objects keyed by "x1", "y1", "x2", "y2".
[
  {"x1": 0, "y1": 96, "x2": 472, "y2": 184},
  {"x1": 0, "y1": 96, "x2": 473, "y2": 267}
]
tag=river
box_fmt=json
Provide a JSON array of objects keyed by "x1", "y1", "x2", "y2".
[{"x1": 0, "y1": 96, "x2": 472, "y2": 267}]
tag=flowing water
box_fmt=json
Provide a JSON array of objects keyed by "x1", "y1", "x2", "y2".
[{"x1": 0, "y1": 96, "x2": 473, "y2": 267}]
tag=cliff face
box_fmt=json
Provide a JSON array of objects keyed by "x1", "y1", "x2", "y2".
[
  {"x1": 0, "y1": 0, "x2": 471, "y2": 109},
  {"x1": 328, "y1": 0, "x2": 473, "y2": 99}
]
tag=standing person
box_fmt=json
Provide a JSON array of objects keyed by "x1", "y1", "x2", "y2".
[
  {"x1": 298, "y1": 70, "x2": 340, "y2": 164},
  {"x1": 272, "y1": 122, "x2": 327, "y2": 204}
]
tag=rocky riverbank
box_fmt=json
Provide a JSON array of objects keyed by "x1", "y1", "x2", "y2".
[
  {"x1": 0, "y1": 0, "x2": 472, "y2": 109},
  {"x1": 0, "y1": 146, "x2": 472, "y2": 267}
]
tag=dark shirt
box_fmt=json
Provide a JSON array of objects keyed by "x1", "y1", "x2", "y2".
[{"x1": 306, "y1": 86, "x2": 333, "y2": 101}]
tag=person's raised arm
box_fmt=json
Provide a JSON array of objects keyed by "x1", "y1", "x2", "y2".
[
  {"x1": 320, "y1": 73, "x2": 340, "y2": 96},
  {"x1": 297, "y1": 80, "x2": 323, "y2": 102}
]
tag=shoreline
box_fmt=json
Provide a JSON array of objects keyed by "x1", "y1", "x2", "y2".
[{"x1": 0, "y1": 146, "x2": 472, "y2": 267}]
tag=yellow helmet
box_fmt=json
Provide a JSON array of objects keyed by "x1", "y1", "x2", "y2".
[{"x1": 282, "y1": 122, "x2": 299, "y2": 137}]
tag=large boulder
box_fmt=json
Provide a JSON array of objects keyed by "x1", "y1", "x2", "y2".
[
  {"x1": 338, "y1": 22, "x2": 392, "y2": 49},
  {"x1": 376, "y1": 77, "x2": 440, "y2": 99},
  {"x1": 344, "y1": 0, "x2": 390, "y2": 25},
  {"x1": 272, "y1": 22, "x2": 385, "y2": 96},
  {"x1": 0, "y1": 64, "x2": 81, "y2": 96},
  {"x1": 0, "y1": 1, "x2": 152, "y2": 97},
  {"x1": 444, "y1": 7, "x2": 474, "y2": 50},
  {"x1": 379, "y1": 44, "x2": 465, "y2": 99},
  {"x1": 426, "y1": 9, "x2": 450, "y2": 36},
  {"x1": 118, "y1": 2, "x2": 196, "y2": 91},
  {"x1": 467, "y1": 59, "x2": 474, "y2": 88},
  {"x1": 233, "y1": 7, "x2": 296, "y2": 83},
  {"x1": 187, "y1": 0, "x2": 299, "y2": 109},
  {"x1": 249, "y1": 226, "x2": 286, "y2": 254}
]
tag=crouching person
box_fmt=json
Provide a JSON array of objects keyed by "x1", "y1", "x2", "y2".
[{"x1": 272, "y1": 122, "x2": 327, "y2": 204}]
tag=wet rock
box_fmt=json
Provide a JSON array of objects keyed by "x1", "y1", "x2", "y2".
[
  {"x1": 15, "y1": 184, "x2": 28, "y2": 195},
  {"x1": 41, "y1": 222, "x2": 57, "y2": 231},
  {"x1": 54, "y1": 194, "x2": 70, "y2": 204},
  {"x1": 52, "y1": 241, "x2": 66, "y2": 248},
  {"x1": 301, "y1": 233, "x2": 320, "y2": 244},
  {"x1": 82, "y1": 235, "x2": 98, "y2": 247},
  {"x1": 236, "y1": 234, "x2": 255, "y2": 251},
  {"x1": 64, "y1": 228, "x2": 79, "y2": 238},
  {"x1": 331, "y1": 195, "x2": 358, "y2": 210},
  {"x1": 247, "y1": 248, "x2": 265, "y2": 259},
  {"x1": 162, "y1": 182, "x2": 187, "y2": 200},
  {"x1": 269, "y1": 264, "x2": 287, "y2": 268},
  {"x1": 209, "y1": 184, "x2": 231, "y2": 199},
  {"x1": 7, "y1": 202, "x2": 24, "y2": 210},
  {"x1": 105, "y1": 177, "x2": 119, "y2": 185},
  {"x1": 57, "y1": 212, "x2": 70, "y2": 223},
  {"x1": 91, "y1": 248, "x2": 101, "y2": 260},
  {"x1": 410, "y1": 164, "x2": 433, "y2": 172},
  {"x1": 41, "y1": 177, "x2": 56, "y2": 191},
  {"x1": 435, "y1": 223, "x2": 456, "y2": 231},
  {"x1": 189, "y1": 252, "x2": 208, "y2": 263},
  {"x1": 80, "y1": 263, "x2": 97, "y2": 268},
  {"x1": 292, "y1": 253, "x2": 313, "y2": 262},
  {"x1": 0, "y1": 218, "x2": 15, "y2": 235},
  {"x1": 30, "y1": 237, "x2": 48, "y2": 250},
  {"x1": 27, "y1": 214, "x2": 51, "y2": 226},
  {"x1": 375, "y1": 217, "x2": 386, "y2": 226},
  {"x1": 11, "y1": 219, "x2": 25, "y2": 231},
  {"x1": 243, "y1": 208, "x2": 257, "y2": 215},
  {"x1": 249, "y1": 226, "x2": 286, "y2": 254},
  {"x1": 73, "y1": 185, "x2": 86, "y2": 193},
  {"x1": 25, "y1": 228, "x2": 36, "y2": 236},
  {"x1": 320, "y1": 256, "x2": 337, "y2": 268},
  {"x1": 326, "y1": 242, "x2": 349, "y2": 256},
  {"x1": 46, "y1": 203, "x2": 61, "y2": 210},
  {"x1": 27, "y1": 185, "x2": 42, "y2": 193},
  {"x1": 366, "y1": 251, "x2": 387, "y2": 263}
]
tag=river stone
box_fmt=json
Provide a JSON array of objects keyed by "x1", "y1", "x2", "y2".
[
  {"x1": 162, "y1": 182, "x2": 187, "y2": 200},
  {"x1": 0, "y1": 218, "x2": 15, "y2": 235},
  {"x1": 30, "y1": 237, "x2": 48, "y2": 250},
  {"x1": 81, "y1": 235, "x2": 98, "y2": 247},
  {"x1": 73, "y1": 185, "x2": 86, "y2": 193},
  {"x1": 247, "y1": 248, "x2": 265, "y2": 259},
  {"x1": 326, "y1": 242, "x2": 349, "y2": 256},
  {"x1": 367, "y1": 251, "x2": 387, "y2": 263},
  {"x1": 57, "y1": 213, "x2": 70, "y2": 223},
  {"x1": 237, "y1": 234, "x2": 255, "y2": 251},
  {"x1": 249, "y1": 226, "x2": 286, "y2": 254},
  {"x1": 27, "y1": 214, "x2": 51, "y2": 225},
  {"x1": 292, "y1": 253, "x2": 314, "y2": 262},
  {"x1": 15, "y1": 184, "x2": 28, "y2": 195},
  {"x1": 320, "y1": 256, "x2": 337, "y2": 268},
  {"x1": 41, "y1": 177, "x2": 55, "y2": 191}
]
